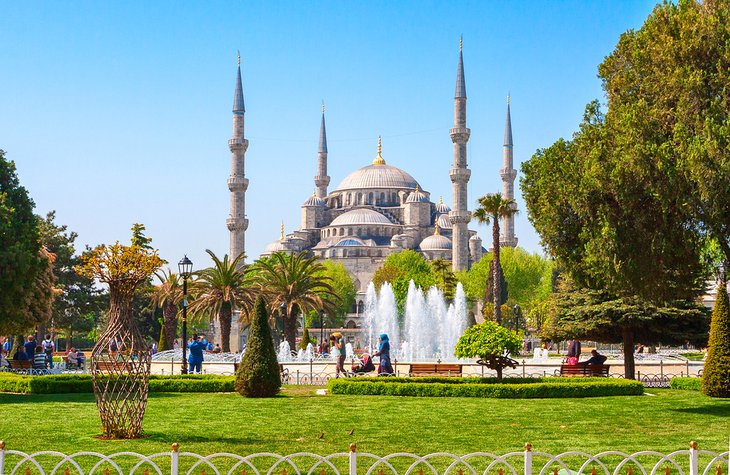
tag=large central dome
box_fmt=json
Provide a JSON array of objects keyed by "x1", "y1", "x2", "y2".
[{"x1": 334, "y1": 163, "x2": 421, "y2": 192}]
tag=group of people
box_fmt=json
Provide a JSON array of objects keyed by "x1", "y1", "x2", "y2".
[
  {"x1": 565, "y1": 340, "x2": 607, "y2": 366},
  {"x1": 0, "y1": 335, "x2": 86, "y2": 371},
  {"x1": 326, "y1": 332, "x2": 393, "y2": 378}
]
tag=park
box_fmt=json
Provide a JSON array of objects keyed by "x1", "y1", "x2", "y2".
[{"x1": 1, "y1": 2, "x2": 730, "y2": 475}]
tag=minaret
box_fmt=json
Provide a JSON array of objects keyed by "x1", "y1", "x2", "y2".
[
  {"x1": 227, "y1": 53, "x2": 249, "y2": 264},
  {"x1": 500, "y1": 95, "x2": 518, "y2": 247},
  {"x1": 314, "y1": 102, "x2": 330, "y2": 199},
  {"x1": 449, "y1": 37, "x2": 472, "y2": 271}
]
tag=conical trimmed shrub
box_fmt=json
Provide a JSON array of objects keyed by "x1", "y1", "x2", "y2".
[
  {"x1": 702, "y1": 282, "x2": 730, "y2": 398},
  {"x1": 158, "y1": 324, "x2": 169, "y2": 351},
  {"x1": 299, "y1": 327, "x2": 311, "y2": 350},
  {"x1": 236, "y1": 296, "x2": 281, "y2": 397}
]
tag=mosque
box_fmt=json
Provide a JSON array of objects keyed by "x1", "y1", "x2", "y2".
[{"x1": 222, "y1": 42, "x2": 518, "y2": 350}]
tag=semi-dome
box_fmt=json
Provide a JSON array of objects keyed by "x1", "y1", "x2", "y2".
[
  {"x1": 437, "y1": 214, "x2": 452, "y2": 229},
  {"x1": 419, "y1": 234, "x2": 452, "y2": 251},
  {"x1": 263, "y1": 239, "x2": 289, "y2": 254},
  {"x1": 330, "y1": 208, "x2": 395, "y2": 226},
  {"x1": 334, "y1": 238, "x2": 366, "y2": 247},
  {"x1": 302, "y1": 195, "x2": 326, "y2": 207},
  {"x1": 334, "y1": 164, "x2": 420, "y2": 192},
  {"x1": 435, "y1": 197, "x2": 451, "y2": 214},
  {"x1": 405, "y1": 186, "x2": 429, "y2": 203}
]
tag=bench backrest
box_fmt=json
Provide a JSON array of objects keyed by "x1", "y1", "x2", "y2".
[
  {"x1": 9, "y1": 360, "x2": 33, "y2": 369},
  {"x1": 560, "y1": 364, "x2": 610, "y2": 376},
  {"x1": 410, "y1": 363, "x2": 462, "y2": 375}
]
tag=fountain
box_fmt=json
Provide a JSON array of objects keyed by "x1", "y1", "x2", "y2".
[
  {"x1": 278, "y1": 340, "x2": 292, "y2": 362},
  {"x1": 363, "y1": 280, "x2": 468, "y2": 361}
]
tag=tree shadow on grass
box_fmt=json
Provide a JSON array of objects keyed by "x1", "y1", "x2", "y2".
[
  {"x1": 670, "y1": 404, "x2": 730, "y2": 416},
  {"x1": 143, "y1": 432, "x2": 256, "y2": 445}
]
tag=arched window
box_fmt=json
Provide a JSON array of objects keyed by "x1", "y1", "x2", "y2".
[
  {"x1": 350, "y1": 301, "x2": 357, "y2": 313},
  {"x1": 346, "y1": 320, "x2": 357, "y2": 329},
  {"x1": 340, "y1": 228, "x2": 345, "y2": 236},
  {"x1": 368, "y1": 192, "x2": 374, "y2": 204},
  {"x1": 380, "y1": 192, "x2": 385, "y2": 204},
  {"x1": 357, "y1": 300, "x2": 365, "y2": 314},
  {"x1": 346, "y1": 194, "x2": 351, "y2": 206},
  {"x1": 348, "y1": 228, "x2": 353, "y2": 236}
]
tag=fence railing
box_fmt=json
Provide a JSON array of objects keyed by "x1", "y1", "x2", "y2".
[{"x1": 0, "y1": 441, "x2": 727, "y2": 475}]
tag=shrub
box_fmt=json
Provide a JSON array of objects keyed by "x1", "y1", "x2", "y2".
[
  {"x1": 0, "y1": 373, "x2": 234, "y2": 394},
  {"x1": 702, "y1": 282, "x2": 730, "y2": 397},
  {"x1": 670, "y1": 377, "x2": 701, "y2": 391},
  {"x1": 327, "y1": 377, "x2": 643, "y2": 398},
  {"x1": 236, "y1": 297, "x2": 281, "y2": 397},
  {"x1": 299, "y1": 327, "x2": 312, "y2": 350},
  {"x1": 454, "y1": 321, "x2": 522, "y2": 380}
]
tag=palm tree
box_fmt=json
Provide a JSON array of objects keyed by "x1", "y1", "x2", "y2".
[
  {"x1": 188, "y1": 250, "x2": 253, "y2": 352},
  {"x1": 253, "y1": 251, "x2": 340, "y2": 351},
  {"x1": 150, "y1": 269, "x2": 182, "y2": 350},
  {"x1": 473, "y1": 193, "x2": 518, "y2": 324}
]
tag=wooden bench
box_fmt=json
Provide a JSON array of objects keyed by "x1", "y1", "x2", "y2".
[
  {"x1": 93, "y1": 361, "x2": 132, "y2": 373},
  {"x1": 8, "y1": 359, "x2": 48, "y2": 375},
  {"x1": 559, "y1": 364, "x2": 610, "y2": 377},
  {"x1": 409, "y1": 363, "x2": 463, "y2": 377}
]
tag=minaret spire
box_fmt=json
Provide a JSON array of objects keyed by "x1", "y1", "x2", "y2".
[
  {"x1": 450, "y1": 38, "x2": 472, "y2": 271},
  {"x1": 372, "y1": 136, "x2": 385, "y2": 165},
  {"x1": 500, "y1": 94, "x2": 518, "y2": 247},
  {"x1": 227, "y1": 53, "x2": 249, "y2": 267},
  {"x1": 314, "y1": 102, "x2": 330, "y2": 198}
]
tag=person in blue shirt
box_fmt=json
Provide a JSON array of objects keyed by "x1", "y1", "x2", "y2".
[
  {"x1": 374, "y1": 333, "x2": 393, "y2": 375},
  {"x1": 2, "y1": 337, "x2": 11, "y2": 353},
  {"x1": 24, "y1": 335, "x2": 36, "y2": 361},
  {"x1": 187, "y1": 334, "x2": 205, "y2": 374}
]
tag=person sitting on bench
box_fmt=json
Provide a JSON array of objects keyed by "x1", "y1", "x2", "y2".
[
  {"x1": 580, "y1": 349, "x2": 607, "y2": 366},
  {"x1": 67, "y1": 348, "x2": 79, "y2": 369}
]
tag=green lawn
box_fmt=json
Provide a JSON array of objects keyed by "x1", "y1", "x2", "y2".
[{"x1": 1, "y1": 387, "x2": 728, "y2": 456}]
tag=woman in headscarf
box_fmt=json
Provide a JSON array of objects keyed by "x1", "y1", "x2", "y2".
[{"x1": 374, "y1": 333, "x2": 393, "y2": 375}]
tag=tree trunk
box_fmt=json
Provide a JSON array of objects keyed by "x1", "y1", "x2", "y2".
[
  {"x1": 493, "y1": 216, "x2": 502, "y2": 324},
  {"x1": 162, "y1": 300, "x2": 177, "y2": 349},
  {"x1": 284, "y1": 311, "x2": 297, "y2": 353},
  {"x1": 622, "y1": 327, "x2": 635, "y2": 379},
  {"x1": 66, "y1": 332, "x2": 73, "y2": 352},
  {"x1": 219, "y1": 302, "x2": 232, "y2": 353},
  {"x1": 496, "y1": 366, "x2": 503, "y2": 381}
]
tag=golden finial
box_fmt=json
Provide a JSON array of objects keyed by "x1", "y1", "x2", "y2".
[
  {"x1": 460, "y1": 36, "x2": 463, "y2": 52},
  {"x1": 524, "y1": 443, "x2": 532, "y2": 452},
  {"x1": 507, "y1": 93, "x2": 510, "y2": 106},
  {"x1": 439, "y1": 196, "x2": 443, "y2": 205},
  {"x1": 349, "y1": 443, "x2": 357, "y2": 453},
  {"x1": 237, "y1": 51, "x2": 241, "y2": 66},
  {"x1": 372, "y1": 136, "x2": 385, "y2": 165},
  {"x1": 280, "y1": 221, "x2": 285, "y2": 240},
  {"x1": 322, "y1": 101, "x2": 325, "y2": 114},
  {"x1": 415, "y1": 184, "x2": 420, "y2": 193},
  {"x1": 434, "y1": 218, "x2": 440, "y2": 235},
  {"x1": 171, "y1": 443, "x2": 179, "y2": 452}
]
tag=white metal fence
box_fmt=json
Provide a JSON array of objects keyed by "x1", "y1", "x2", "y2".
[{"x1": 0, "y1": 442, "x2": 727, "y2": 475}]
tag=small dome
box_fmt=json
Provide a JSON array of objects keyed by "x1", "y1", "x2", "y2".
[
  {"x1": 470, "y1": 234, "x2": 482, "y2": 242},
  {"x1": 303, "y1": 195, "x2": 326, "y2": 207},
  {"x1": 435, "y1": 197, "x2": 451, "y2": 214},
  {"x1": 330, "y1": 208, "x2": 395, "y2": 226},
  {"x1": 405, "y1": 186, "x2": 429, "y2": 203},
  {"x1": 263, "y1": 239, "x2": 289, "y2": 254},
  {"x1": 419, "y1": 234, "x2": 452, "y2": 251},
  {"x1": 437, "y1": 214, "x2": 452, "y2": 230},
  {"x1": 334, "y1": 238, "x2": 366, "y2": 247}
]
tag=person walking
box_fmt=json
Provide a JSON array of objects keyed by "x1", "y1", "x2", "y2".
[
  {"x1": 330, "y1": 332, "x2": 346, "y2": 378},
  {"x1": 42, "y1": 334, "x2": 55, "y2": 368},
  {"x1": 374, "y1": 333, "x2": 393, "y2": 375}
]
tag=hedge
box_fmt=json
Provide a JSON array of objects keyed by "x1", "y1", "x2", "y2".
[
  {"x1": 328, "y1": 377, "x2": 644, "y2": 398},
  {"x1": 669, "y1": 377, "x2": 702, "y2": 391},
  {"x1": 0, "y1": 373, "x2": 235, "y2": 394}
]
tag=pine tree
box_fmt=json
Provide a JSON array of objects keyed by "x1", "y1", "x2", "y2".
[
  {"x1": 158, "y1": 323, "x2": 169, "y2": 351},
  {"x1": 236, "y1": 296, "x2": 281, "y2": 397},
  {"x1": 702, "y1": 281, "x2": 730, "y2": 398},
  {"x1": 299, "y1": 327, "x2": 311, "y2": 350}
]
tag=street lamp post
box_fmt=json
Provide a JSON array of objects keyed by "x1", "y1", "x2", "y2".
[
  {"x1": 512, "y1": 304, "x2": 522, "y2": 333},
  {"x1": 319, "y1": 310, "x2": 325, "y2": 346},
  {"x1": 178, "y1": 255, "x2": 193, "y2": 375}
]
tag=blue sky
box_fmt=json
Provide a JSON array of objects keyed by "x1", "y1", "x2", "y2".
[{"x1": 1, "y1": 1, "x2": 658, "y2": 271}]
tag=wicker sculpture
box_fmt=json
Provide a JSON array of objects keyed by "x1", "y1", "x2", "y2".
[{"x1": 77, "y1": 242, "x2": 164, "y2": 438}]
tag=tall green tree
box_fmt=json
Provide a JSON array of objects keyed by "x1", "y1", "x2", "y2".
[
  {"x1": 472, "y1": 193, "x2": 518, "y2": 324},
  {"x1": 431, "y1": 259, "x2": 457, "y2": 302},
  {"x1": 38, "y1": 212, "x2": 103, "y2": 350},
  {"x1": 0, "y1": 150, "x2": 50, "y2": 335},
  {"x1": 189, "y1": 250, "x2": 253, "y2": 353},
  {"x1": 702, "y1": 276, "x2": 730, "y2": 397},
  {"x1": 253, "y1": 251, "x2": 339, "y2": 351},
  {"x1": 543, "y1": 277, "x2": 709, "y2": 379},
  {"x1": 313, "y1": 259, "x2": 356, "y2": 328}
]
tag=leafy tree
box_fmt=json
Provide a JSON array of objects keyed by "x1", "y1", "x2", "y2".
[
  {"x1": 299, "y1": 327, "x2": 313, "y2": 350},
  {"x1": 253, "y1": 251, "x2": 339, "y2": 351},
  {"x1": 313, "y1": 259, "x2": 356, "y2": 327},
  {"x1": 130, "y1": 223, "x2": 153, "y2": 250},
  {"x1": 150, "y1": 269, "x2": 183, "y2": 350},
  {"x1": 473, "y1": 193, "x2": 518, "y2": 324},
  {"x1": 37, "y1": 212, "x2": 103, "y2": 350},
  {"x1": 431, "y1": 259, "x2": 457, "y2": 301},
  {"x1": 0, "y1": 150, "x2": 49, "y2": 335},
  {"x1": 372, "y1": 250, "x2": 436, "y2": 313},
  {"x1": 189, "y1": 250, "x2": 253, "y2": 353},
  {"x1": 454, "y1": 321, "x2": 521, "y2": 381},
  {"x1": 543, "y1": 277, "x2": 709, "y2": 379},
  {"x1": 235, "y1": 296, "x2": 281, "y2": 397},
  {"x1": 702, "y1": 278, "x2": 730, "y2": 397}
]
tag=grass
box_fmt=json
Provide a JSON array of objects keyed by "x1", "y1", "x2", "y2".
[{"x1": 0, "y1": 387, "x2": 728, "y2": 456}]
